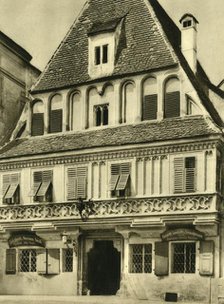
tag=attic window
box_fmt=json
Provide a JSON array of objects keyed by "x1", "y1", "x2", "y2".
[
  {"x1": 94, "y1": 44, "x2": 108, "y2": 65},
  {"x1": 183, "y1": 20, "x2": 192, "y2": 28}
]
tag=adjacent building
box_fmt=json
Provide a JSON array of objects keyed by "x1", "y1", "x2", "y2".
[
  {"x1": 0, "y1": 31, "x2": 40, "y2": 145},
  {"x1": 0, "y1": 0, "x2": 223, "y2": 303}
]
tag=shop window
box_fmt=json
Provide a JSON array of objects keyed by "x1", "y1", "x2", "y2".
[
  {"x1": 164, "y1": 78, "x2": 180, "y2": 118},
  {"x1": 67, "y1": 166, "x2": 88, "y2": 200},
  {"x1": 94, "y1": 104, "x2": 109, "y2": 126},
  {"x1": 62, "y1": 248, "x2": 73, "y2": 272},
  {"x1": 142, "y1": 78, "x2": 157, "y2": 121},
  {"x1": 49, "y1": 94, "x2": 63, "y2": 133},
  {"x1": 19, "y1": 249, "x2": 36, "y2": 272},
  {"x1": 30, "y1": 170, "x2": 53, "y2": 202},
  {"x1": 31, "y1": 100, "x2": 44, "y2": 136},
  {"x1": 174, "y1": 157, "x2": 196, "y2": 193},
  {"x1": 129, "y1": 244, "x2": 152, "y2": 273},
  {"x1": 37, "y1": 249, "x2": 60, "y2": 275},
  {"x1": 2, "y1": 173, "x2": 20, "y2": 205},
  {"x1": 171, "y1": 242, "x2": 196, "y2": 273},
  {"x1": 110, "y1": 163, "x2": 131, "y2": 197}
]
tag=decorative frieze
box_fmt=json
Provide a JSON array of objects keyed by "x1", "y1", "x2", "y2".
[
  {"x1": 0, "y1": 194, "x2": 216, "y2": 223},
  {"x1": 0, "y1": 141, "x2": 217, "y2": 171}
]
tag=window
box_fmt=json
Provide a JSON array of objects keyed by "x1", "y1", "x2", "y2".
[
  {"x1": 62, "y1": 248, "x2": 73, "y2": 272},
  {"x1": 183, "y1": 20, "x2": 192, "y2": 28},
  {"x1": 95, "y1": 44, "x2": 108, "y2": 65},
  {"x1": 32, "y1": 100, "x2": 44, "y2": 136},
  {"x1": 19, "y1": 249, "x2": 36, "y2": 272},
  {"x1": 49, "y1": 94, "x2": 63, "y2": 133},
  {"x1": 174, "y1": 157, "x2": 196, "y2": 193},
  {"x1": 67, "y1": 166, "x2": 88, "y2": 200},
  {"x1": 172, "y1": 242, "x2": 196, "y2": 273},
  {"x1": 164, "y1": 78, "x2": 180, "y2": 118},
  {"x1": 142, "y1": 78, "x2": 157, "y2": 121},
  {"x1": 30, "y1": 170, "x2": 53, "y2": 202},
  {"x1": 110, "y1": 163, "x2": 131, "y2": 197},
  {"x1": 94, "y1": 104, "x2": 109, "y2": 126},
  {"x1": 2, "y1": 173, "x2": 20, "y2": 204},
  {"x1": 129, "y1": 244, "x2": 152, "y2": 273}
]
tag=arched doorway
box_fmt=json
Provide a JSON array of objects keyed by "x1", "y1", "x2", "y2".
[{"x1": 87, "y1": 240, "x2": 121, "y2": 295}]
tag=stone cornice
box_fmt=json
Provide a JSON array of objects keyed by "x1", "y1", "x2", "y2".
[{"x1": 0, "y1": 140, "x2": 217, "y2": 171}]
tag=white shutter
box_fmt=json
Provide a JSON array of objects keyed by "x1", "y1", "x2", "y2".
[
  {"x1": 174, "y1": 158, "x2": 184, "y2": 193},
  {"x1": 4, "y1": 184, "x2": 19, "y2": 199},
  {"x1": 116, "y1": 174, "x2": 129, "y2": 191},
  {"x1": 67, "y1": 167, "x2": 77, "y2": 200},
  {"x1": 37, "y1": 249, "x2": 47, "y2": 274},
  {"x1": 36, "y1": 181, "x2": 51, "y2": 196},
  {"x1": 77, "y1": 167, "x2": 87, "y2": 199},
  {"x1": 47, "y1": 249, "x2": 60, "y2": 274}
]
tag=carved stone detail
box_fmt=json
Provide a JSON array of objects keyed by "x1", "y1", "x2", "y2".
[
  {"x1": 0, "y1": 141, "x2": 216, "y2": 171},
  {"x1": 0, "y1": 195, "x2": 215, "y2": 222}
]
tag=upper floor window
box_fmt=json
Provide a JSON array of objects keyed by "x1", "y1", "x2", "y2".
[
  {"x1": 2, "y1": 173, "x2": 20, "y2": 204},
  {"x1": 94, "y1": 104, "x2": 109, "y2": 126},
  {"x1": 30, "y1": 170, "x2": 53, "y2": 202},
  {"x1": 142, "y1": 77, "x2": 157, "y2": 121},
  {"x1": 174, "y1": 157, "x2": 196, "y2": 193},
  {"x1": 31, "y1": 100, "x2": 44, "y2": 136},
  {"x1": 67, "y1": 166, "x2": 88, "y2": 200},
  {"x1": 95, "y1": 45, "x2": 108, "y2": 65},
  {"x1": 129, "y1": 244, "x2": 152, "y2": 273},
  {"x1": 49, "y1": 94, "x2": 63, "y2": 133},
  {"x1": 110, "y1": 162, "x2": 131, "y2": 197},
  {"x1": 164, "y1": 78, "x2": 180, "y2": 118}
]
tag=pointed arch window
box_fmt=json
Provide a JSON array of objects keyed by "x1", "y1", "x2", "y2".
[
  {"x1": 164, "y1": 78, "x2": 180, "y2": 118},
  {"x1": 31, "y1": 100, "x2": 44, "y2": 136},
  {"x1": 142, "y1": 77, "x2": 157, "y2": 121},
  {"x1": 49, "y1": 94, "x2": 63, "y2": 133},
  {"x1": 70, "y1": 92, "x2": 81, "y2": 131}
]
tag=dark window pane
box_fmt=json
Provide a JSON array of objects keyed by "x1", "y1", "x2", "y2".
[
  {"x1": 102, "y1": 45, "x2": 108, "y2": 63},
  {"x1": 32, "y1": 113, "x2": 44, "y2": 136},
  {"x1": 49, "y1": 109, "x2": 62, "y2": 133},
  {"x1": 95, "y1": 46, "x2": 101, "y2": 65},
  {"x1": 95, "y1": 107, "x2": 101, "y2": 126},
  {"x1": 103, "y1": 105, "x2": 108, "y2": 125},
  {"x1": 164, "y1": 91, "x2": 180, "y2": 118}
]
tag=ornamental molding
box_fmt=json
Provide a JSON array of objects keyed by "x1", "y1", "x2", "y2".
[
  {"x1": 0, "y1": 141, "x2": 217, "y2": 171},
  {"x1": 0, "y1": 194, "x2": 216, "y2": 223}
]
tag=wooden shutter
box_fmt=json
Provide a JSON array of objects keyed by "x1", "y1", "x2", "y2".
[
  {"x1": 6, "y1": 249, "x2": 16, "y2": 274},
  {"x1": 67, "y1": 167, "x2": 77, "y2": 200},
  {"x1": 49, "y1": 109, "x2": 62, "y2": 133},
  {"x1": 155, "y1": 242, "x2": 169, "y2": 276},
  {"x1": 77, "y1": 167, "x2": 87, "y2": 199},
  {"x1": 37, "y1": 249, "x2": 47, "y2": 274},
  {"x1": 47, "y1": 249, "x2": 60, "y2": 274},
  {"x1": 110, "y1": 164, "x2": 120, "y2": 191},
  {"x1": 142, "y1": 94, "x2": 157, "y2": 120},
  {"x1": 174, "y1": 157, "x2": 184, "y2": 193},
  {"x1": 3, "y1": 173, "x2": 20, "y2": 201},
  {"x1": 31, "y1": 113, "x2": 44, "y2": 136},
  {"x1": 185, "y1": 157, "x2": 196, "y2": 192},
  {"x1": 199, "y1": 241, "x2": 214, "y2": 276},
  {"x1": 35, "y1": 170, "x2": 53, "y2": 197},
  {"x1": 116, "y1": 174, "x2": 129, "y2": 191},
  {"x1": 164, "y1": 91, "x2": 180, "y2": 118},
  {"x1": 2, "y1": 175, "x2": 11, "y2": 198},
  {"x1": 4, "y1": 184, "x2": 19, "y2": 199}
]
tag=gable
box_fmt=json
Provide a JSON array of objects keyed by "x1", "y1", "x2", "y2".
[{"x1": 32, "y1": 0, "x2": 177, "y2": 93}]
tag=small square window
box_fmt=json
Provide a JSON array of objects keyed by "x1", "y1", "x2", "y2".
[{"x1": 129, "y1": 244, "x2": 152, "y2": 273}]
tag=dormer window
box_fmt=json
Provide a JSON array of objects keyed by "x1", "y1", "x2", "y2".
[
  {"x1": 95, "y1": 45, "x2": 108, "y2": 65},
  {"x1": 183, "y1": 20, "x2": 192, "y2": 28}
]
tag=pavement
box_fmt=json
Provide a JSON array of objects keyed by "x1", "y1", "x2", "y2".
[{"x1": 0, "y1": 295, "x2": 208, "y2": 304}]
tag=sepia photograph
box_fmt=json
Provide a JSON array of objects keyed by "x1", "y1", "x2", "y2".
[{"x1": 0, "y1": 0, "x2": 223, "y2": 303}]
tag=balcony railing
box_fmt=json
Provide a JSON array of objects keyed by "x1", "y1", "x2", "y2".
[{"x1": 0, "y1": 194, "x2": 217, "y2": 223}]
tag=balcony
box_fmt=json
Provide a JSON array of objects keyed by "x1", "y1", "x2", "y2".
[{"x1": 0, "y1": 194, "x2": 218, "y2": 223}]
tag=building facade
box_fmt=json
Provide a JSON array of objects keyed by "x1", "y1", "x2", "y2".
[
  {"x1": 0, "y1": 0, "x2": 223, "y2": 303},
  {"x1": 0, "y1": 31, "x2": 40, "y2": 146}
]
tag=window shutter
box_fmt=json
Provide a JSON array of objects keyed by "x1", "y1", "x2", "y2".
[
  {"x1": 174, "y1": 157, "x2": 184, "y2": 193},
  {"x1": 164, "y1": 91, "x2": 180, "y2": 118},
  {"x1": 199, "y1": 241, "x2": 214, "y2": 276},
  {"x1": 2, "y1": 175, "x2": 11, "y2": 198},
  {"x1": 49, "y1": 109, "x2": 62, "y2": 133},
  {"x1": 116, "y1": 174, "x2": 129, "y2": 191},
  {"x1": 47, "y1": 249, "x2": 60, "y2": 274},
  {"x1": 31, "y1": 113, "x2": 44, "y2": 136},
  {"x1": 155, "y1": 242, "x2": 169, "y2": 276},
  {"x1": 6, "y1": 249, "x2": 16, "y2": 274},
  {"x1": 3, "y1": 173, "x2": 20, "y2": 201},
  {"x1": 110, "y1": 164, "x2": 120, "y2": 191},
  {"x1": 37, "y1": 181, "x2": 51, "y2": 196},
  {"x1": 142, "y1": 94, "x2": 157, "y2": 120},
  {"x1": 185, "y1": 157, "x2": 196, "y2": 192},
  {"x1": 35, "y1": 171, "x2": 53, "y2": 197},
  {"x1": 67, "y1": 167, "x2": 77, "y2": 200},
  {"x1": 4, "y1": 184, "x2": 19, "y2": 199},
  {"x1": 77, "y1": 167, "x2": 87, "y2": 199},
  {"x1": 37, "y1": 249, "x2": 47, "y2": 274}
]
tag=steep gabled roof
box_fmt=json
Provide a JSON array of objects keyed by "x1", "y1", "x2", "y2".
[
  {"x1": 31, "y1": 0, "x2": 178, "y2": 93},
  {"x1": 0, "y1": 116, "x2": 221, "y2": 160}
]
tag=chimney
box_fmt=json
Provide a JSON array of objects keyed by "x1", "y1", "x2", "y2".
[{"x1": 179, "y1": 14, "x2": 199, "y2": 73}]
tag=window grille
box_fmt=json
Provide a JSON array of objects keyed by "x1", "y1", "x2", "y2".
[
  {"x1": 172, "y1": 242, "x2": 196, "y2": 273},
  {"x1": 129, "y1": 244, "x2": 152, "y2": 273},
  {"x1": 62, "y1": 249, "x2": 73, "y2": 272},
  {"x1": 19, "y1": 250, "x2": 37, "y2": 272}
]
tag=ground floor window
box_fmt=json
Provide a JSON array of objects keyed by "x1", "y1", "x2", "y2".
[
  {"x1": 62, "y1": 248, "x2": 73, "y2": 272},
  {"x1": 19, "y1": 249, "x2": 36, "y2": 272},
  {"x1": 171, "y1": 242, "x2": 196, "y2": 273},
  {"x1": 129, "y1": 244, "x2": 152, "y2": 273}
]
